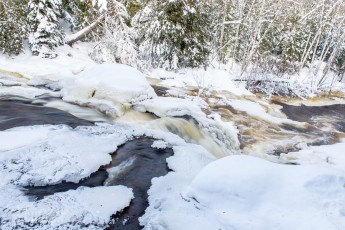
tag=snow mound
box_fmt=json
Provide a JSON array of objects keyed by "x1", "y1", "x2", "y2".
[
  {"x1": 139, "y1": 144, "x2": 217, "y2": 229},
  {"x1": 63, "y1": 63, "x2": 157, "y2": 117},
  {"x1": 0, "y1": 186, "x2": 133, "y2": 229},
  {"x1": 185, "y1": 155, "x2": 345, "y2": 230}
]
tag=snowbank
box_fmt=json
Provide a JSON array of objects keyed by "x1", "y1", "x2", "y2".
[
  {"x1": 139, "y1": 144, "x2": 217, "y2": 229},
  {"x1": 185, "y1": 155, "x2": 345, "y2": 230},
  {"x1": 63, "y1": 63, "x2": 157, "y2": 117},
  {"x1": 142, "y1": 155, "x2": 345, "y2": 230},
  {"x1": 0, "y1": 44, "x2": 96, "y2": 81}
]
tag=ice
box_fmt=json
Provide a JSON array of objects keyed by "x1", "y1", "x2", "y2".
[
  {"x1": 0, "y1": 119, "x2": 223, "y2": 229},
  {"x1": 0, "y1": 85, "x2": 60, "y2": 99},
  {"x1": 0, "y1": 126, "x2": 51, "y2": 151},
  {"x1": 0, "y1": 186, "x2": 133, "y2": 229},
  {"x1": 227, "y1": 98, "x2": 305, "y2": 125},
  {"x1": 0, "y1": 124, "x2": 133, "y2": 186},
  {"x1": 151, "y1": 140, "x2": 168, "y2": 149},
  {"x1": 280, "y1": 140, "x2": 345, "y2": 170},
  {"x1": 150, "y1": 68, "x2": 252, "y2": 96},
  {"x1": 63, "y1": 63, "x2": 157, "y2": 117},
  {"x1": 135, "y1": 97, "x2": 240, "y2": 156}
]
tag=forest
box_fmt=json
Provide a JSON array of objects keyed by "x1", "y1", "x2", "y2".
[{"x1": 0, "y1": 0, "x2": 344, "y2": 94}]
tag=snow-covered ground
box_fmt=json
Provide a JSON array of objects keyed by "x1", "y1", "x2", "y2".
[{"x1": 1, "y1": 44, "x2": 345, "y2": 229}]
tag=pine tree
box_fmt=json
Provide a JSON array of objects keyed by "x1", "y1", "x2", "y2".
[
  {"x1": 28, "y1": 0, "x2": 64, "y2": 58},
  {"x1": 0, "y1": 0, "x2": 28, "y2": 55},
  {"x1": 137, "y1": 0, "x2": 214, "y2": 70}
]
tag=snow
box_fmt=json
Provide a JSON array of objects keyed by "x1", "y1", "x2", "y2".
[
  {"x1": 0, "y1": 127, "x2": 51, "y2": 151},
  {"x1": 150, "y1": 68, "x2": 253, "y2": 96},
  {"x1": 151, "y1": 140, "x2": 168, "y2": 149},
  {"x1": 0, "y1": 120, "x2": 219, "y2": 229},
  {"x1": 0, "y1": 186, "x2": 133, "y2": 229},
  {"x1": 280, "y1": 140, "x2": 345, "y2": 170},
  {"x1": 135, "y1": 97, "x2": 204, "y2": 118},
  {"x1": 0, "y1": 85, "x2": 60, "y2": 99},
  {"x1": 227, "y1": 98, "x2": 305, "y2": 125},
  {"x1": 0, "y1": 125, "x2": 133, "y2": 186},
  {"x1": 135, "y1": 97, "x2": 240, "y2": 157},
  {"x1": 1, "y1": 41, "x2": 345, "y2": 230},
  {"x1": 139, "y1": 144, "x2": 217, "y2": 229},
  {"x1": 63, "y1": 63, "x2": 157, "y2": 117},
  {"x1": 45, "y1": 100, "x2": 110, "y2": 122},
  {"x1": 142, "y1": 155, "x2": 345, "y2": 230},
  {"x1": 0, "y1": 44, "x2": 96, "y2": 82}
]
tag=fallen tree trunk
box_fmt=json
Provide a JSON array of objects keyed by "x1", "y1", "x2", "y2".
[{"x1": 65, "y1": 15, "x2": 105, "y2": 46}]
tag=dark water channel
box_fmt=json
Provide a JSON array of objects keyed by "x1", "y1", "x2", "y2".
[
  {"x1": 275, "y1": 101, "x2": 345, "y2": 132},
  {"x1": 0, "y1": 98, "x2": 93, "y2": 130},
  {"x1": 25, "y1": 138, "x2": 173, "y2": 229},
  {"x1": 1, "y1": 98, "x2": 173, "y2": 229}
]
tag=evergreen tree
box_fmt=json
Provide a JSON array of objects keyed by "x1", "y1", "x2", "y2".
[
  {"x1": 137, "y1": 0, "x2": 214, "y2": 70},
  {"x1": 62, "y1": 0, "x2": 101, "y2": 41},
  {"x1": 0, "y1": 0, "x2": 28, "y2": 55},
  {"x1": 28, "y1": 0, "x2": 64, "y2": 58}
]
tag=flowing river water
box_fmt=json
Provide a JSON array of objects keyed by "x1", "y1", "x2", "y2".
[{"x1": 1, "y1": 81, "x2": 345, "y2": 229}]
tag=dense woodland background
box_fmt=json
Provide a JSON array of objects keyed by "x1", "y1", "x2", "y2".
[{"x1": 0, "y1": 0, "x2": 344, "y2": 91}]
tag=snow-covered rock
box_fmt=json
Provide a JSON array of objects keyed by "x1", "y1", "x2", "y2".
[{"x1": 63, "y1": 63, "x2": 157, "y2": 117}]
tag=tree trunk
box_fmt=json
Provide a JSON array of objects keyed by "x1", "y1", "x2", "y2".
[{"x1": 65, "y1": 15, "x2": 105, "y2": 46}]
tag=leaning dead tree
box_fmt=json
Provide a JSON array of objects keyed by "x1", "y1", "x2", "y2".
[{"x1": 65, "y1": 15, "x2": 105, "y2": 46}]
